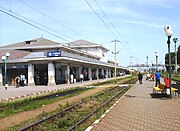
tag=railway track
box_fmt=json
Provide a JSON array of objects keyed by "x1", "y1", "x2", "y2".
[
  {"x1": 18, "y1": 78, "x2": 137, "y2": 131},
  {"x1": 0, "y1": 87, "x2": 89, "y2": 111},
  {"x1": 0, "y1": 77, "x2": 136, "y2": 112}
]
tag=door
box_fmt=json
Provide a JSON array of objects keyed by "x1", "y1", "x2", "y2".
[{"x1": 34, "y1": 64, "x2": 48, "y2": 85}]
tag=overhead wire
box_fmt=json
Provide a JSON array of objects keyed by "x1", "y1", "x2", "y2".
[
  {"x1": 84, "y1": 0, "x2": 117, "y2": 39},
  {"x1": 1, "y1": 0, "x2": 137, "y2": 66},
  {"x1": 92, "y1": 0, "x2": 136, "y2": 65},
  {"x1": 0, "y1": 6, "x2": 76, "y2": 41},
  {"x1": 0, "y1": 8, "x2": 69, "y2": 42},
  {"x1": 93, "y1": 0, "x2": 125, "y2": 43},
  {"x1": 18, "y1": 0, "x2": 90, "y2": 40}
]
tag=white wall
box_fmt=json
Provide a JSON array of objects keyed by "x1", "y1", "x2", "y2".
[{"x1": 81, "y1": 48, "x2": 108, "y2": 63}]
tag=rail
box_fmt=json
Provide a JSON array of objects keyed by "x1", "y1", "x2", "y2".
[{"x1": 18, "y1": 78, "x2": 137, "y2": 131}]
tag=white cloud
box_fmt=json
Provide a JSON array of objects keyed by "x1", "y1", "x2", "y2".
[{"x1": 119, "y1": 19, "x2": 162, "y2": 28}]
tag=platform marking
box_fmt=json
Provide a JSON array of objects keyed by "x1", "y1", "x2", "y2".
[
  {"x1": 101, "y1": 114, "x2": 106, "y2": 118},
  {"x1": 94, "y1": 119, "x2": 100, "y2": 124},
  {"x1": 85, "y1": 126, "x2": 93, "y2": 131},
  {"x1": 105, "y1": 110, "x2": 110, "y2": 113}
]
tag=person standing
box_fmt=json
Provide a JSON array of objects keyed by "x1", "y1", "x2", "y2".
[
  {"x1": 138, "y1": 72, "x2": 143, "y2": 84},
  {"x1": 155, "y1": 70, "x2": 161, "y2": 87},
  {"x1": 20, "y1": 74, "x2": 23, "y2": 86},
  {"x1": 22, "y1": 74, "x2": 26, "y2": 86},
  {"x1": 15, "y1": 75, "x2": 20, "y2": 88},
  {"x1": 80, "y1": 73, "x2": 84, "y2": 83},
  {"x1": 70, "y1": 74, "x2": 74, "y2": 83}
]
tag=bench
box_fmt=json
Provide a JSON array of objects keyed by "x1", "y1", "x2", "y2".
[
  {"x1": 153, "y1": 83, "x2": 166, "y2": 94},
  {"x1": 171, "y1": 83, "x2": 180, "y2": 97}
]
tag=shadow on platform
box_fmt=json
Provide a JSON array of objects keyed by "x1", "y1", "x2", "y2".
[{"x1": 150, "y1": 93, "x2": 169, "y2": 100}]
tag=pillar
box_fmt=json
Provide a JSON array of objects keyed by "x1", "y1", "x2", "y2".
[
  {"x1": 0, "y1": 68, "x2": 2, "y2": 86},
  {"x1": 47, "y1": 62, "x2": 56, "y2": 86},
  {"x1": 96, "y1": 68, "x2": 99, "y2": 79},
  {"x1": 106, "y1": 69, "x2": 108, "y2": 78},
  {"x1": 28, "y1": 64, "x2": 35, "y2": 86},
  {"x1": 67, "y1": 64, "x2": 70, "y2": 83},
  {"x1": 88, "y1": 67, "x2": 92, "y2": 80}
]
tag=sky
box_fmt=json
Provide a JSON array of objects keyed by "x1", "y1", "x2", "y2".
[{"x1": 0, "y1": 0, "x2": 180, "y2": 67}]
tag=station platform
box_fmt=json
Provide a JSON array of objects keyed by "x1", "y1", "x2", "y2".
[{"x1": 88, "y1": 77, "x2": 180, "y2": 131}]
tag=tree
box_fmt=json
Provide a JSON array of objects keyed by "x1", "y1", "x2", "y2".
[
  {"x1": 177, "y1": 45, "x2": 180, "y2": 65},
  {"x1": 165, "y1": 45, "x2": 180, "y2": 71}
]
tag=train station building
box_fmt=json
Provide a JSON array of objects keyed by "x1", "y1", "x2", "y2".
[{"x1": 0, "y1": 38, "x2": 128, "y2": 86}]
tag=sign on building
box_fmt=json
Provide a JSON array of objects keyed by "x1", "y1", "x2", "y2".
[{"x1": 47, "y1": 51, "x2": 61, "y2": 57}]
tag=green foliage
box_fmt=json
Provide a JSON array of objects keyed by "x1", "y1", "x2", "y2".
[
  {"x1": 0, "y1": 87, "x2": 90, "y2": 119},
  {"x1": 4, "y1": 76, "x2": 135, "y2": 130}
]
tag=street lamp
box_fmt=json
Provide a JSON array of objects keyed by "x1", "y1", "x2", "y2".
[
  {"x1": 146, "y1": 56, "x2": 149, "y2": 71},
  {"x1": 155, "y1": 50, "x2": 159, "y2": 71},
  {"x1": 173, "y1": 38, "x2": 178, "y2": 73},
  {"x1": 111, "y1": 39, "x2": 119, "y2": 83},
  {"x1": 1, "y1": 52, "x2": 10, "y2": 90},
  {"x1": 164, "y1": 25, "x2": 173, "y2": 99}
]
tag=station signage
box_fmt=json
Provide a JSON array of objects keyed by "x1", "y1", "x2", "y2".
[{"x1": 47, "y1": 51, "x2": 61, "y2": 57}]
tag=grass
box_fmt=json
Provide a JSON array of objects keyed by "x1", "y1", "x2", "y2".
[
  {"x1": 161, "y1": 72, "x2": 180, "y2": 82},
  {"x1": 3, "y1": 75, "x2": 137, "y2": 131},
  {"x1": 31, "y1": 83, "x2": 133, "y2": 130},
  {"x1": 0, "y1": 87, "x2": 90, "y2": 119}
]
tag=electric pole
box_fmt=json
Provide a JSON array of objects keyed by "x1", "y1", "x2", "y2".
[{"x1": 112, "y1": 39, "x2": 119, "y2": 83}]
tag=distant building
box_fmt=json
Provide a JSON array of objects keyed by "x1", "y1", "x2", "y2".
[{"x1": 0, "y1": 38, "x2": 127, "y2": 86}]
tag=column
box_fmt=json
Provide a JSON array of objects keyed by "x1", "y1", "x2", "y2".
[
  {"x1": 95, "y1": 68, "x2": 98, "y2": 79},
  {"x1": 78, "y1": 66, "x2": 82, "y2": 81},
  {"x1": 67, "y1": 64, "x2": 70, "y2": 83},
  {"x1": 47, "y1": 62, "x2": 56, "y2": 86},
  {"x1": 106, "y1": 69, "x2": 108, "y2": 78},
  {"x1": 0, "y1": 68, "x2": 2, "y2": 86},
  {"x1": 28, "y1": 64, "x2": 35, "y2": 86},
  {"x1": 88, "y1": 67, "x2": 92, "y2": 80}
]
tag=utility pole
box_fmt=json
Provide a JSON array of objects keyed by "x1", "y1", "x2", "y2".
[
  {"x1": 111, "y1": 39, "x2": 119, "y2": 83},
  {"x1": 173, "y1": 38, "x2": 178, "y2": 73},
  {"x1": 155, "y1": 50, "x2": 158, "y2": 71},
  {"x1": 146, "y1": 56, "x2": 148, "y2": 72},
  {"x1": 129, "y1": 56, "x2": 133, "y2": 74}
]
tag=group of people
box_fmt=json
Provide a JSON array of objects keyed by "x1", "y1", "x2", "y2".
[
  {"x1": 15, "y1": 74, "x2": 26, "y2": 88},
  {"x1": 70, "y1": 73, "x2": 84, "y2": 83},
  {"x1": 138, "y1": 70, "x2": 161, "y2": 87}
]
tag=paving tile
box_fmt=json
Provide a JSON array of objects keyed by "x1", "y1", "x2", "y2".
[{"x1": 91, "y1": 78, "x2": 180, "y2": 131}]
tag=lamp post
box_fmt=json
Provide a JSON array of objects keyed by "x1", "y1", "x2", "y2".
[
  {"x1": 1, "y1": 52, "x2": 10, "y2": 90},
  {"x1": 111, "y1": 39, "x2": 119, "y2": 83},
  {"x1": 164, "y1": 25, "x2": 173, "y2": 99},
  {"x1": 146, "y1": 56, "x2": 148, "y2": 71},
  {"x1": 155, "y1": 50, "x2": 159, "y2": 71},
  {"x1": 173, "y1": 38, "x2": 178, "y2": 73}
]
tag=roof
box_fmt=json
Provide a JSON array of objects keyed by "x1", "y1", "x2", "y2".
[
  {"x1": 68, "y1": 39, "x2": 109, "y2": 51},
  {"x1": 0, "y1": 38, "x2": 102, "y2": 63},
  {"x1": 0, "y1": 49, "x2": 30, "y2": 63},
  {"x1": 0, "y1": 37, "x2": 60, "y2": 49}
]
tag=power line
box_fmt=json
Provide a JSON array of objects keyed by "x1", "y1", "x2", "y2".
[
  {"x1": 93, "y1": 0, "x2": 125, "y2": 43},
  {"x1": 18, "y1": 0, "x2": 90, "y2": 40},
  {"x1": 0, "y1": 6, "x2": 76, "y2": 41},
  {"x1": 84, "y1": 0, "x2": 117, "y2": 39},
  {"x1": 92, "y1": 0, "x2": 136, "y2": 65},
  {"x1": 0, "y1": 8, "x2": 69, "y2": 42}
]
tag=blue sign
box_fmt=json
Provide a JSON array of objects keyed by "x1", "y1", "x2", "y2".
[{"x1": 47, "y1": 51, "x2": 61, "y2": 57}]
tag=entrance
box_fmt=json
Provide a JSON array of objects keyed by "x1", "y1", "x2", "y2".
[
  {"x1": 34, "y1": 64, "x2": 48, "y2": 85},
  {"x1": 55, "y1": 65, "x2": 66, "y2": 84},
  {"x1": 1, "y1": 65, "x2": 28, "y2": 86}
]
